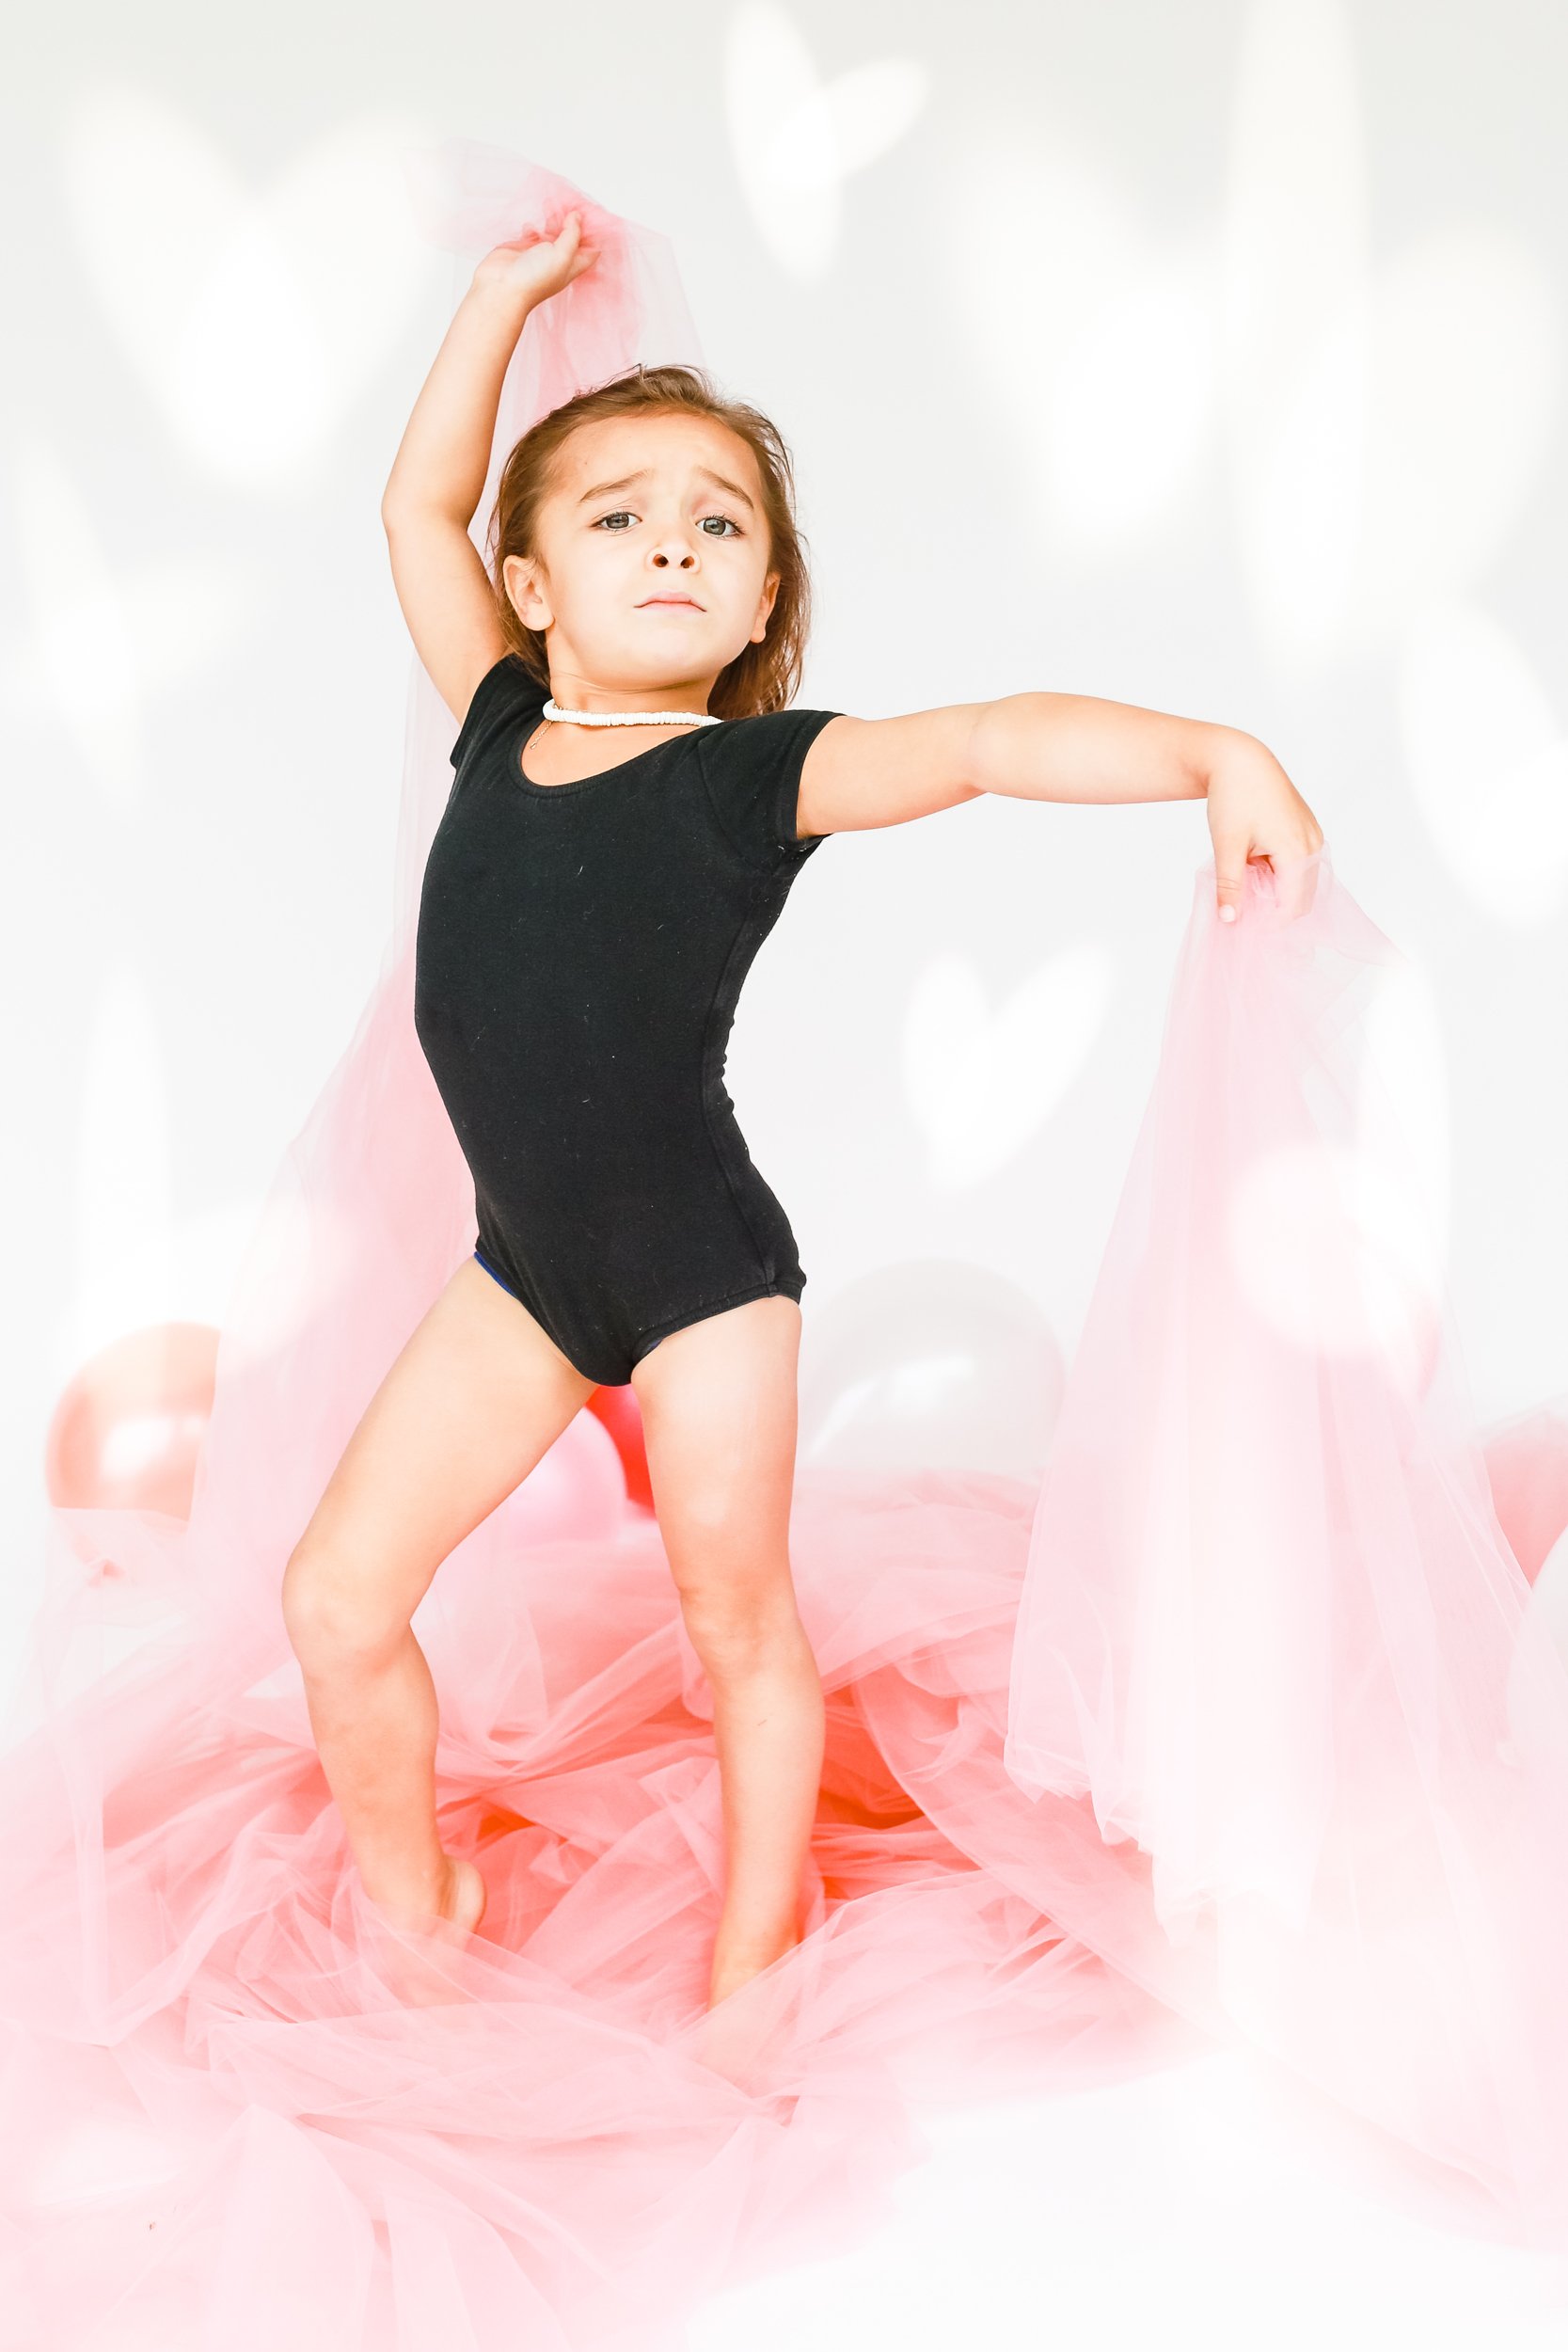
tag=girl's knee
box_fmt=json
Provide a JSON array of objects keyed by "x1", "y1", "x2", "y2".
[
  {"x1": 678, "y1": 1574, "x2": 802, "y2": 1676},
  {"x1": 281, "y1": 1539, "x2": 407, "y2": 1671}
]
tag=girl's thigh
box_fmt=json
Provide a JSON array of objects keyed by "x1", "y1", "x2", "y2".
[
  {"x1": 630, "y1": 1295, "x2": 802, "y2": 1592},
  {"x1": 291, "y1": 1258, "x2": 599, "y2": 1624}
]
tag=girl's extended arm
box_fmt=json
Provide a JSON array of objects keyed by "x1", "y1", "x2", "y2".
[
  {"x1": 380, "y1": 213, "x2": 597, "y2": 725},
  {"x1": 799, "y1": 695, "x2": 1324, "y2": 922}
]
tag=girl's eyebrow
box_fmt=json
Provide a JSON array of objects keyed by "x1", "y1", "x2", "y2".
[{"x1": 576, "y1": 467, "x2": 757, "y2": 513}]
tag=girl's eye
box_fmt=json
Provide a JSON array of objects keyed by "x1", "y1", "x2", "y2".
[{"x1": 591, "y1": 511, "x2": 741, "y2": 537}]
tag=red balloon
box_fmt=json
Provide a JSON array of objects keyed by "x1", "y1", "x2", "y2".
[
  {"x1": 45, "y1": 1323, "x2": 220, "y2": 1519},
  {"x1": 585, "y1": 1384, "x2": 652, "y2": 1512}
]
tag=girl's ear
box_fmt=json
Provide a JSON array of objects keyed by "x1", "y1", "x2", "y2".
[
  {"x1": 503, "y1": 551, "x2": 552, "y2": 630},
  {"x1": 751, "y1": 568, "x2": 781, "y2": 644}
]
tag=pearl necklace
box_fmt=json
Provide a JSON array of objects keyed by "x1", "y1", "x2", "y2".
[{"x1": 542, "y1": 697, "x2": 721, "y2": 729}]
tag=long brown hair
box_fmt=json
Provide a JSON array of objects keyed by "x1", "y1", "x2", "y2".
[{"x1": 484, "y1": 362, "x2": 813, "y2": 719}]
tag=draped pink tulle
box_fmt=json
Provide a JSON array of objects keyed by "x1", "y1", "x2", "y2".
[
  {"x1": 4, "y1": 140, "x2": 1568, "y2": 2350},
  {"x1": 1004, "y1": 854, "x2": 1568, "y2": 2240}
]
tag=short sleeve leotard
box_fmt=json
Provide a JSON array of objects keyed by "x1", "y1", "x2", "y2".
[{"x1": 414, "y1": 653, "x2": 841, "y2": 1386}]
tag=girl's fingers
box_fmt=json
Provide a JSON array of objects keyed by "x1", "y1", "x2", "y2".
[
  {"x1": 1214, "y1": 863, "x2": 1248, "y2": 923},
  {"x1": 1217, "y1": 834, "x2": 1325, "y2": 926}
]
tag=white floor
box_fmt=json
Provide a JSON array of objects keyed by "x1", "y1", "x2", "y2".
[{"x1": 689, "y1": 2048, "x2": 1568, "y2": 2352}]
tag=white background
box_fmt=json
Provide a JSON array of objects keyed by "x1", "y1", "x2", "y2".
[{"x1": 3, "y1": 2, "x2": 1565, "y2": 2339}]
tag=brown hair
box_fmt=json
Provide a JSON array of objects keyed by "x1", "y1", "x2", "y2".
[{"x1": 483, "y1": 362, "x2": 813, "y2": 719}]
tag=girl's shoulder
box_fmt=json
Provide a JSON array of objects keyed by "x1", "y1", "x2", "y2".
[
  {"x1": 694, "y1": 702, "x2": 843, "y2": 874},
  {"x1": 449, "y1": 653, "x2": 546, "y2": 776}
]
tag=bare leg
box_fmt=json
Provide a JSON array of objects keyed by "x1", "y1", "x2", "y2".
[
  {"x1": 630, "y1": 1295, "x2": 824, "y2": 2009},
  {"x1": 280, "y1": 1259, "x2": 597, "y2": 1929}
]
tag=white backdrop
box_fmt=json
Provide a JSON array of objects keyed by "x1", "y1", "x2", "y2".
[
  {"x1": 6, "y1": 0, "x2": 1566, "y2": 1743},
  {"x1": 2, "y1": 7, "x2": 1565, "y2": 2331}
]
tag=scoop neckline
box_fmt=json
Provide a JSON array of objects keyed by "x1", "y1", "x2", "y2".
[{"x1": 514, "y1": 704, "x2": 721, "y2": 795}]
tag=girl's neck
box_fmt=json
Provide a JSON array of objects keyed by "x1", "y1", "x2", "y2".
[
  {"x1": 542, "y1": 694, "x2": 719, "y2": 729},
  {"x1": 520, "y1": 707, "x2": 708, "y2": 789}
]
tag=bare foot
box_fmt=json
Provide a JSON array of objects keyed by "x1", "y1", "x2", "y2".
[
  {"x1": 706, "y1": 1925, "x2": 798, "y2": 2011},
  {"x1": 362, "y1": 1853, "x2": 488, "y2": 2007},
  {"x1": 366, "y1": 1852, "x2": 487, "y2": 1933},
  {"x1": 694, "y1": 1930, "x2": 803, "y2": 2090},
  {"x1": 440, "y1": 1854, "x2": 488, "y2": 1937}
]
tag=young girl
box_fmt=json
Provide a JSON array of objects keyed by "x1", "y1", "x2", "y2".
[{"x1": 279, "y1": 206, "x2": 1324, "y2": 2012}]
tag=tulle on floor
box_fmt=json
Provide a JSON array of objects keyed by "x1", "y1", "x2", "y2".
[{"x1": 4, "y1": 139, "x2": 1568, "y2": 2352}]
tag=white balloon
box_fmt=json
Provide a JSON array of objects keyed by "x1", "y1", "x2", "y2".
[{"x1": 798, "y1": 1259, "x2": 1065, "y2": 1478}]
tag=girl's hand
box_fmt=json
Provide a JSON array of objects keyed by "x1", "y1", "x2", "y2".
[
  {"x1": 471, "y1": 210, "x2": 599, "y2": 310},
  {"x1": 1206, "y1": 739, "x2": 1325, "y2": 924}
]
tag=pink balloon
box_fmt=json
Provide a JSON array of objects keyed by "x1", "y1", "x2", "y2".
[
  {"x1": 487, "y1": 1408, "x2": 628, "y2": 1546},
  {"x1": 44, "y1": 1323, "x2": 219, "y2": 1519},
  {"x1": 1481, "y1": 1406, "x2": 1568, "y2": 1585}
]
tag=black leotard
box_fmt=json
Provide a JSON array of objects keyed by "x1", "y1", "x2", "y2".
[{"x1": 414, "y1": 653, "x2": 841, "y2": 1386}]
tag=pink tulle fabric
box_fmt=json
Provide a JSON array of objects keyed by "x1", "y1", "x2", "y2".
[{"x1": 4, "y1": 140, "x2": 1568, "y2": 2350}]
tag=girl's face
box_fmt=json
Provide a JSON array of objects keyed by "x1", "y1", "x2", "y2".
[{"x1": 502, "y1": 411, "x2": 780, "y2": 704}]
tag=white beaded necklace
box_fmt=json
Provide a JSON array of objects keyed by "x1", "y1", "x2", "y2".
[{"x1": 542, "y1": 697, "x2": 721, "y2": 729}]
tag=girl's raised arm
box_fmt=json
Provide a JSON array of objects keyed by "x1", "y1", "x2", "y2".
[
  {"x1": 380, "y1": 214, "x2": 598, "y2": 728},
  {"x1": 799, "y1": 695, "x2": 1324, "y2": 920}
]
